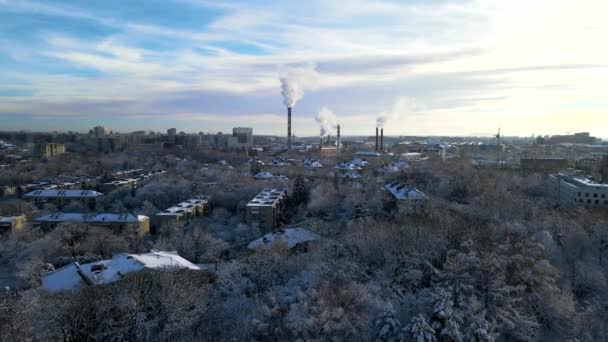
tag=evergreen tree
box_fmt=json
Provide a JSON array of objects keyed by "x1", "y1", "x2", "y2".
[
  {"x1": 404, "y1": 314, "x2": 436, "y2": 342},
  {"x1": 374, "y1": 303, "x2": 404, "y2": 342}
]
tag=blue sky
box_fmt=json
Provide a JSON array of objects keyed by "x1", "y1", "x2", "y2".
[{"x1": 1, "y1": 0, "x2": 607, "y2": 137}]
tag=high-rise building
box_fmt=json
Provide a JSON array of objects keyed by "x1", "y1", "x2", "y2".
[
  {"x1": 167, "y1": 128, "x2": 177, "y2": 144},
  {"x1": 93, "y1": 126, "x2": 107, "y2": 137},
  {"x1": 34, "y1": 143, "x2": 66, "y2": 160},
  {"x1": 232, "y1": 127, "x2": 253, "y2": 147}
]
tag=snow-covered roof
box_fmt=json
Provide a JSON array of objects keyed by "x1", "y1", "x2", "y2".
[
  {"x1": 0, "y1": 216, "x2": 22, "y2": 224},
  {"x1": 254, "y1": 171, "x2": 274, "y2": 179},
  {"x1": 303, "y1": 159, "x2": 323, "y2": 168},
  {"x1": 354, "y1": 151, "x2": 381, "y2": 156},
  {"x1": 41, "y1": 250, "x2": 200, "y2": 292},
  {"x1": 24, "y1": 189, "x2": 104, "y2": 198},
  {"x1": 351, "y1": 158, "x2": 369, "y2": 167},
  {"x1": 269, "y1": 158, "x2": 291, "y2": 166},
  {"x1": 335, "y1": 162, "x2": 362, "y2": 170},
  {"x1": 385, "y1": 182, "x2": 427, "y2": 201},
  {"x1": 247, "y1": 228, "x2": 319, "y2": 249},
  {"x1": 36, "y1": 212, "x2": 148, "y2": 224},
  {"x1": 247, "y1": 188, "x2": 286, "y2": 207},
  {"x1": 156, "y1": 196, "x2": 209, "y2": 216}
]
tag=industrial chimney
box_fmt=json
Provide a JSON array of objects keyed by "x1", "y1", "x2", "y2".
[
  {"x1": 380, "y1": 128, "x2": 384, "y2": 151},
  {"x1": 375, "y1": 127, "x2": 379, "y2": 151},
  {"x1": 287, "y1": 107, "x2": 292, "y2": 150},
  {"x1": 336, "y1": 124, "x2": 341, "y2": 158}
]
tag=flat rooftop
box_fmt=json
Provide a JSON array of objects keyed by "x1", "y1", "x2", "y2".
[
  {"x1": 157, "y1": 196, "x2": 209, "y2": 216},
  {"x1": 247, "y1": 188, "x2": 286, "y2": 207},
  {"x1": 24, "y1": 189, "x2": 103, "y2": 198},
  {"x1": 36, "y1": 212, "x2": 148, "y2": 223}
]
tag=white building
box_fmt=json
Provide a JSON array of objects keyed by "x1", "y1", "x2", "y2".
[
  {"x1": 548, "y1": 173, "x2": 608, "y2": 208},
  {"x1": 41, "y1": 250, "x2": 200, "y2": 292}
]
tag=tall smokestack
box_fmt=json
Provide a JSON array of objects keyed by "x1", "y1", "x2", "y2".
[
  {"x1": 375, "y1": 127, "x2": 379, "y2": 151},
  {"x1": 337, "y1": 124, "x2": 341, "y2": 158},
  {"x1": 327, "y1": 135, "x2": 330, "y2": 145},
  {"x1": 287, "y1": 107, "x2": 292, "y2": 150},
  {"x1": 380, "y1": 128, "x2": 384, "y2": 151}
]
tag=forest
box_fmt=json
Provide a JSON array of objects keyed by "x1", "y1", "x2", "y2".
[{"x1": 1, "y1": 150, "x2": 607, "y2": 341}]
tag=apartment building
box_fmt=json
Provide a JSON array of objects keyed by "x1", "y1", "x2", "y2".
[
  {"x1": 245, "y1": 188, "x2": 287, "y2": 232},
  {"x1": 24, "y1": 189, "x2": 103, "y2": 210},
  {"x1": 34, "y1": 143, "x2": 66, "y2": 160},
  {"x1": 34, "y1": 212, "x2": 150, "y2": 235},
  {"x1": 153, "y1": 196, "x2": 209, "y2": 232}
]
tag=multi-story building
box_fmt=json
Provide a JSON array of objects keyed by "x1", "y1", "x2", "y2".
[
  {"x1": 548, "y1": 173, "x2": 608, "y2": 208},
  {"x1": 34, "y1": 143, "x2": 66, "y2": 160},
  {"x1": 34, "y1": 212, "x2": 150, "y2": 235},
  {"x1": 232, "y1": 127, "x2": 253, "y2": 147},
  {"x1": 0, "y1": 215, "x2": 26, "y2": 235},
  {"x1": 23, "y1": 189, "x2": 103, "y2": 210},
  {"x1": 520, "y1": 157, "x2": 569, "y2": 174},
  {"x1": 601, "y1": 155, "x2": 608, "y2": 183},
  {"x1": 167, "y1": 128, "x2": 177, "y2": 144},
  {"x1": 245, "y1": 189, "x2": 287, "y2": 232},
  {"x1": 153, "y1": 196, "x2": 209, "y2": 232},
  {"x1": 208, "y1": 127, "x2": 253, "y2": 150},
  {"x1": 93, "y1": 126, "x2": 107, "y2": 137}
]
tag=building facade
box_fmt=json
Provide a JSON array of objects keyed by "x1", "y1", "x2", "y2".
[
  {"x1": 0, "y1": 215, "x2": 26, "y2": 235},
  {"x1": 548, "y1": 173, "x2": 608, "y2": 208},
  {"x1": 245, "y1": 189, "x2": 287, "y2": 232},
  {"x1": 153, "y1": 196, "x2": 209, "y2": 232},
  {"x1": 34, "y1": 212, "x2": 150, "y2": 235},
  {"x1": 34, "y1": 143, "x2": 66, "y2": 160},
  {"x1": 24, "y1": 189, "x2": 103, "y2": 210}
]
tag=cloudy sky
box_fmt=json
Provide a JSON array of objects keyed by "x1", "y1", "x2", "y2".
[{"x1": 1, "y1": 0, "x2": 607, "y2": 137}]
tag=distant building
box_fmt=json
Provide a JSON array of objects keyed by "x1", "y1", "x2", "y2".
[
  {"x1": 34, "y1": 212, "x2": 150, "y2": 235},
  {"x1": 41, "y1": 250, "x2": 200, "y2": 292},
  {"x1": 548, "y1": 173, "x2": 608, "y2": 208},
  {"x1": 167, "y1": 128, "x2": 177, "y2": 144},
  {"x1": 385, "y1": 182, "x2": 428, "y2": 203},
  {"x1": 23, "y1": 189, "x2": 103, "y2": 210},
  {"x1": 34, "y1": 143, "x2": 65, "y2": 160},
  {"x1": 245, "y1": 189, "x2": 287, "y2": 232},
  {"x1": 233, "y1": 127, "x2": 253, "y2": 147},
  {"x1": 548, "y1": 132, "x2": 598, "y2": 145},
  {"x1": 0, "y1": 215, "x2": 26, "y2": 235},
  {"x1": 153, "y1": 196, "x2": 209, "y2": 232},
  {"x1": 520, "y1": 157, "x2": 569, "y2": 174},
  {"x1": 93, "y1": 126, "x2": 107, "y2": 137}
]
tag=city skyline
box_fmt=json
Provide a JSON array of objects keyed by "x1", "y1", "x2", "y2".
[{"x1": 1, "y1": 0, "x2": 608, "y2": 137}]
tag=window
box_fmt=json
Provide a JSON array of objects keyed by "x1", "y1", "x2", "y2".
[
  {"x1": 594, "y1": 193, "x2": 598, "y2": 198},
  {"x1": 595, "y1": 200, "x2": 600, "y2": 205},
  {"x1": 578, "y1": 192, "x2": 581, "y2": 196},
  {"x1": 585, "y1": 193, "x2": 590, "y2": 197},
  {"x1": 602, "y1": 194, "x2": 606, "y2": 199},
  {"x1": 587, "y1": 199, "x2": 591, "y2": 203}
]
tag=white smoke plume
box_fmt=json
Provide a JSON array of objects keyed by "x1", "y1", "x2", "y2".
[
  {"x1": 315, "y1": 107, "x2": 338, "y2": 136},
  {"x1": 376, "y1": 97, "x2": 421, "y2": 128},
  {"x1": 280, "y1": 64, "x2": 319, "y2": 108}
]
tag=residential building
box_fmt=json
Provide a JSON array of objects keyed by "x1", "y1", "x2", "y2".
[
  {"x1": 245, "y1": 188, "x2": 287, "y2": 232},
  {"x1": 41, "y1": 250, "x2": 200, "y2": 292},
  {"x1": 548, "y1": 173, "x2": 608, "y2": 208},
  {"x1": 601, "y1": 155, "x2": 608, "y2": 183},
  {"x1": 153, "y1": 196, "x2": 209, "y2": 232},
  {"x1": 385, "y1": 182, "x2": 428, "y2": 203},
  {"x1": 93, "y1": 126, "x2": 107, "y2": 137},
  {"x1": 232, "y1": 127, "x2": 253, "y2": 147},
  {"x1": 24, "y1": 189, "x2": 103, "y2": 210},
  {"x1": 0, "y1": 215, "x2": 26, "y2": 235},
  {"x1": 34, "y1": 143, "x2": 65, "y2": 160},
  {"x1": 34, "y1": 212, "x2": 150, "y2": 235}
]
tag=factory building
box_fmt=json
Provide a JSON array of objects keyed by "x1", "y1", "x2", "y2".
[
  {"x1": 548, "y1": 173, "x2": 608, "y2": 208},
  {"x1": 34, "y1": 212, "x2": 150, "y2": 235},
  {"x1": 245, "y1": 189, "x2": 287, "y2": 232}
]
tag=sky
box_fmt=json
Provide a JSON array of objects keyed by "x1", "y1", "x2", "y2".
[{"x1": 0, "y1": 0, "x2": 607, "y2": 138}]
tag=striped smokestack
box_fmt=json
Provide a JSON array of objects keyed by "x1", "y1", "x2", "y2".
[
  {"x1": 375, "y1": 127, "x2": 379, "y2": 151},
  {"x1": 287, "y1": 107, "x2": 292, "y2": 150},
  {"x1": 380, "y1": 128, "x2": 384, "y2": 150},
  {"x1": 336, "y1": 124, "x2": 341, "y2": 158}
]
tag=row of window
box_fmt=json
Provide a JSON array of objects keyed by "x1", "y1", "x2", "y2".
[
  {"x1": 577, "y1": 192, "x2": 607, "y2": 198},
  {"x1": 576, "y1": 198, "x2": 608, "y2": 205}
]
